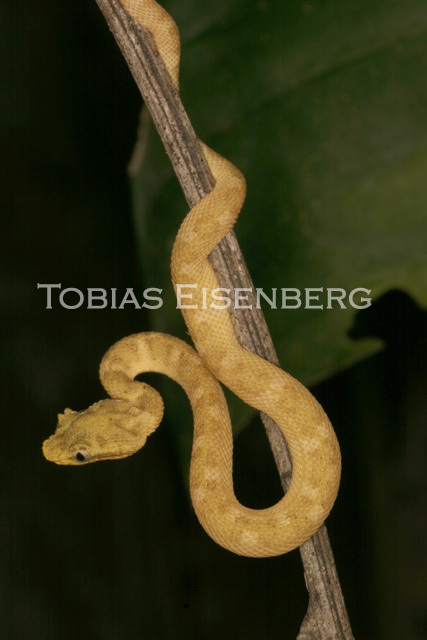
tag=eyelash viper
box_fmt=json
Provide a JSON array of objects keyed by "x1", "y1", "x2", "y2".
[{"x1": 42, "y1": 0, "x2": 341, "y2": 558}]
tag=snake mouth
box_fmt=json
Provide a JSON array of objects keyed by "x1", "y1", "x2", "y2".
[{"x1": 82, "y1": 451, "x2": 133, "y2": 463}]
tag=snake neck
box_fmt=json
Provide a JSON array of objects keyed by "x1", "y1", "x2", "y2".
[{"x1": 99, "y1": 333, "x2": 225, "y2": 426}]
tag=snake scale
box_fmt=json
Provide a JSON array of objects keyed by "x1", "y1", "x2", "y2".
[{"x1": 43, "y1": 0, "x2": 341, "y2": 557}]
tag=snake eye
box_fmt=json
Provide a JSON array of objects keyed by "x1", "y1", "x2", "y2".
[{"x1": 73, "y1": 450, "x2": 91, "y2": 463}]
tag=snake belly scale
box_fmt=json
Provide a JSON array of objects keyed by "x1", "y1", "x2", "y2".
[{"x1": 42, "y1": 0, "x2": 341, "y2": 558}]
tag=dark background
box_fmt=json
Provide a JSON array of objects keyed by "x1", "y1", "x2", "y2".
[{"x1": 1, "y1": 1, "x2": 425, "y2": 638}]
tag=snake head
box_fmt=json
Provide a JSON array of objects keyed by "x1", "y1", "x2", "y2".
[{"x1": 42, "y1": 399, "x2": 156, "y2": 465}]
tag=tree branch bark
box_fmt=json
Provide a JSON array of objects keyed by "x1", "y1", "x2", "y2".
[{"x1": 94, "y1": 1, "x2": 354, "y2": 637}]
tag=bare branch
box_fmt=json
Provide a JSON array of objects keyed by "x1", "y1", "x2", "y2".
[{"x1": 94, "y1": 1, "x2": 354, "y2": 637}]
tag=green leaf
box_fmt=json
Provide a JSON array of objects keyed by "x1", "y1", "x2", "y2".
[{"x1": 130, "y1": 0, "x2": 427, "y2": 462}]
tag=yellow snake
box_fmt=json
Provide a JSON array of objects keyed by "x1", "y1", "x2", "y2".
[{"x1": 42, "y1": 0, "x2": 341, "y2": 557}]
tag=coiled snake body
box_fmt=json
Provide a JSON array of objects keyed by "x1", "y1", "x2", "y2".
[{"x1": 43, "y1": 0, "x2": 341, "y2": 557}]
